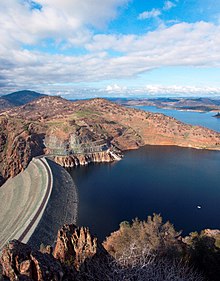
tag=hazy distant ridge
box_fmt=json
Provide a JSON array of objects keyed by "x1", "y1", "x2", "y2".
[{"x1": 0, "y1": 90, "x2": 45, "y2": 110}]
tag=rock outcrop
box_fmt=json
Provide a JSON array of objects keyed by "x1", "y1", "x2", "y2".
[
  {"x1": 53, "y1": 224, "x2": 102, "y2": 270},
  {"x1": 0, "y1": 224, "x2": 106, "y2": 280},
  {"x1": 52, "y1": 150, "x2": 120, "y2": 167},
  {"x1": 1, "y1": 222, "x2": 219, "y2": 281},
  {"x1": 0, "y1": 240, "x2": 64, "y2": 281}
]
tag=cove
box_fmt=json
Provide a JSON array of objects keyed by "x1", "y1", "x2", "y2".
[{"x1": 69, "y1": 145, "x2": 220, "y2": 241}]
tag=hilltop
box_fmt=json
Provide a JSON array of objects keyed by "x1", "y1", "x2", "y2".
[
  {"x1": 0, "y1": 90, "x2": 45, "y2": 110},
  {"x1": 0, "y1": 95, "x2": 220, "y2": 185}
]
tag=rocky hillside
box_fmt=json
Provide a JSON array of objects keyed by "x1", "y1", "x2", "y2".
[
  {"x1": 0, "y1": 96, "x2": 220, "y2": 185},
  {"x1": 0, "y1": 99, "x2": 14, "y2": 110},
  {"x1": 1, "y1": 215, "x2": 220, "y2": 280},
  {"x1": 0, "y1": 118, "x2": 45, "y2": 186}
]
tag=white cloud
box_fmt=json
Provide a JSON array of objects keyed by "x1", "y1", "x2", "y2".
[
  {"x1": 105, "y1": 84, "x2": 127, "y2": 93},
  {"x1": 1, "y1": 21, "x2": 220, "y2": 94},
  {"x1": 86, "y1": 22, "x2": 220, "y2": 68},
  {"x1": 52, "y1": 85, "x2": 220, "y2": 99},
  {"x1": 86, "y1": 84, "x2": 220, "y2": 98},
  {"x1": 163, "y1": 1, "x2": 176, "y2": 11},
  {"x1": 0, "y1": 2, "x2": 220, "y2": 96},
  {"x1": 143, "y1": 85, "x2": 220, "y2": 95},
  {"x1": 0, "y1": 0, "x2": 129, "y2": 48},
  {"x1": 138, "y1": 1, "x2": 176, "y2": 21},
  {"x1": 138, "y1": 9, "x2": 161, "y2": 20}
]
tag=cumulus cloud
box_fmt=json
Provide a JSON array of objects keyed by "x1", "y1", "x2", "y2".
[
  {"x1": 86, "y1": 22, "x2": 220, "y2": 68},
  {"x1": 0, "y1": 1, "x2": 220, "y2": 97},
  {"x1": 1, "y1": 21, "x2": 220, "y2": 94},
  {"x1": 105, "y1": 84, "x2": 127, "y2": 93},
  {"x1": 138, "y1": 9, "x2": 161, "y2": 20},
  {"x1": 0, "y1": 0, "x2": 129, "y2": 48}
]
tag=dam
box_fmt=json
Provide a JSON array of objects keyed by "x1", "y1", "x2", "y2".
[
  {"x1": 0, "y1": 132, "x2": 122, "y2": 249},
  {"x1": 0, "y1": 157, "x2": 78, "y2": 250}
]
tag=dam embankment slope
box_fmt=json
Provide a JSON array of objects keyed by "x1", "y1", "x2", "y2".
[
  {"x1": 0, "y1": 158, "x2": 78, "y2": 250},
  {"x1": 28, "y1": 158, "x2": 78, "y2": 249},
  {"x1": 0, "y1": 158, "x2": 49, "y2": 249}
]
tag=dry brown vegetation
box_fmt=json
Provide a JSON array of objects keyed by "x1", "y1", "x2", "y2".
[{"x1": 103, "y1": 214, "x2": 183, "y2": 260}]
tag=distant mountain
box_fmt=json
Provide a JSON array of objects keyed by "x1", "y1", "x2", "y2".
[{"x1": 0, "y1": 90, "x2": 46, "y2": 110}]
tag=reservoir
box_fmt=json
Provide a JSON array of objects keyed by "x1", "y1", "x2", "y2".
[
  {"x1": 69, "y1": 145, "x2": 220, "y2": 241},
  {"x1": 133, "y1": 105, "x2": 220, "y2": 132},
  {"x1": 69, "y1": 107, "x2": 220, "y2": 241}
]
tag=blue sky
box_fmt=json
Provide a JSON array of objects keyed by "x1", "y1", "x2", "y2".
[{"x1": 1, "y1": 0, "x2": 220, "y2": 98}]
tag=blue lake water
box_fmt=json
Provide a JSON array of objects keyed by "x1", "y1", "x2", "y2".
[
  {"x1": 133, "y1": 105, "x2": 220, "y2": 132},
  {"x1": 69, "y1": 107, "x2": 220, "y2": 241}
]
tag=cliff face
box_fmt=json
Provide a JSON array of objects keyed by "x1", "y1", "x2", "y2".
[
  {"x1": 0, "y1": 96, "x2": 220, "y2": 185},
  {"x1": 53, "y1": 224, "x2": 102, "y2": 270},
  {"x1": 52, "y1": 150, "x2": 120, "y2": 167},
  {"x1": 0, "y1": 224, "x2": 104, "y2": 280}
]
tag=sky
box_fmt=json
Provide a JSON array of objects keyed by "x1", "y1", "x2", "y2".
[{"x1": 1, "y1": 0, "x2": 220, "y2": 98}]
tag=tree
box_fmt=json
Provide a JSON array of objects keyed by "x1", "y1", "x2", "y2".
[{"x1": 103, "y1": 214, "x2": 183, "y2": 260}]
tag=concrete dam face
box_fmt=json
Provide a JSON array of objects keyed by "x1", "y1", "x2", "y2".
[{"x1": 0, "y1": 157, "x2": 78, "y2": 250}]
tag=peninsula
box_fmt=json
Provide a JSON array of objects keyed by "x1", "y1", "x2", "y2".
[{"x1": 214, "y1": 112, "x2": 220, "y2": 118}]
